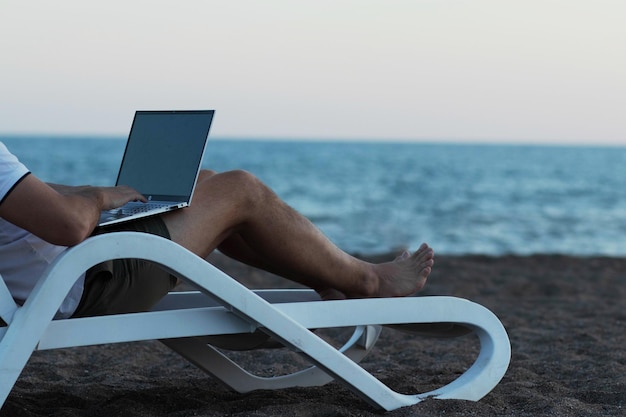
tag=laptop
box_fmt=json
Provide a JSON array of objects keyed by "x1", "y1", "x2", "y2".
[{"x1": 98, "y1": 110, "x2": 215, "y2": 227}]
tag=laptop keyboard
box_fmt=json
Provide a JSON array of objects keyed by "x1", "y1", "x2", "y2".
[{"x1": 104, "y1": 201, "x2": 172, "y2": 217}]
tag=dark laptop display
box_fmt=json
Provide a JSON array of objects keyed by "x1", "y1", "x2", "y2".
[{"x1": 99, "y1": 110, "x2": 214, "y2": 226}]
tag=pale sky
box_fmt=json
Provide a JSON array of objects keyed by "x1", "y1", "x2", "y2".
[{"x1": 1, "y1": 0, "x2": 625, "y2": 144}]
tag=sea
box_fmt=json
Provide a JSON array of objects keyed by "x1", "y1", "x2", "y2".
[{"x1": 3, "y1": 135, "x2": 626, "y2": 257}]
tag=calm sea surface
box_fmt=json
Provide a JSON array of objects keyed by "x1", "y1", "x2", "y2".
[{"x1": 3, "y1": 136, "x2": 626, "y2": 256}]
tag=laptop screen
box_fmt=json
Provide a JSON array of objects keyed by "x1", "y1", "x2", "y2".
[{"x1": 116, "y1": 110, "x2": 214, "y2": 202}]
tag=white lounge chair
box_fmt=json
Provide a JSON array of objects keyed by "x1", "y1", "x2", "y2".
[{"x1": 0, "y1": 232, "x2": 511, "y2": 411}]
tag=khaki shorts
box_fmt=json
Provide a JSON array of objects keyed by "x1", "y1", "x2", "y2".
[{"x1": 71, "y1": 216, "x2": 177, "y2": 318}]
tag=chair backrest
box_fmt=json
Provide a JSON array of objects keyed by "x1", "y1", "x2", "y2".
[{"x1": 0, "y1": 274, "x2": 18, "y2": 325}]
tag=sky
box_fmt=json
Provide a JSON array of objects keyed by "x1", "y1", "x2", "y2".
[{"x1": 1, "y1": 0, "x2": 625, "y2": 145}]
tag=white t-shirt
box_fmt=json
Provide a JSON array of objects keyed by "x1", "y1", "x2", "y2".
[{"x1": 0, "y1": 142, "x2": 84, "y2": 318}]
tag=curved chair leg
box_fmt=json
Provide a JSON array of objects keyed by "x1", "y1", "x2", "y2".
[{"x1": 161, "y1": 325, "x2": 383, "y2": 392}]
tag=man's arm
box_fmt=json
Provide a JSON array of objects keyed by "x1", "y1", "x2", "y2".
[
  {"x1": 0, "y1": 174, "x2": 145, "y2": 246},
  {"x1": 47, "y1": 183, "x2": 92, "y2": 194}
]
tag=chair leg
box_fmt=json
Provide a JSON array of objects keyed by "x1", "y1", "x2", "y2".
[{"x1": 161, "y1": 325, "x2": 382, "y2": 392}]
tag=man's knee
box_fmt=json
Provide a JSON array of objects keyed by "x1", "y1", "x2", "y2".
[
  {"x1": 198, "y1": 169, "x2": 217, "y2": 181},
  {"x1": 222, "y1": 169, "x2": 265, "y2": 191},
  {"x1": 198, "y1": 169, "x2": 256, "y2": 184},
  {"x1": 197, "y1": 169, "x2": 268, "y2": 199},
  {"x1": 217, "y1": 170, "x2": 274, "y2": 206}
]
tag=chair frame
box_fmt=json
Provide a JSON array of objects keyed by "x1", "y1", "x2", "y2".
[{"x1": 0, "y1": 232, "x2": 511, "y2": 411}]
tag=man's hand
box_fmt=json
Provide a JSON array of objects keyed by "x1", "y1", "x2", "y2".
[
  {"x1": 98, "y1": 185, "x2": 147, "y2": 210},
  {"x1": 50, "y1": 183, "x2": 147, "y2": 211}
]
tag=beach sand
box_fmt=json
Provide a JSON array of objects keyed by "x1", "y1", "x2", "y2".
[{"x1": 2, "y1": 252, "x2": 624, "y2": 416}]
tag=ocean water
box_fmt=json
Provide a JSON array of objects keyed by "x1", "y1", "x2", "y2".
[{"x1": 3, "y1": 136, "x2": 626, "y2": 257}]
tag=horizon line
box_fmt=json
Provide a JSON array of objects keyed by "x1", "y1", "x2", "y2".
[{"x1": 1, "y1": 132, "x2": 625, "y2": 148}]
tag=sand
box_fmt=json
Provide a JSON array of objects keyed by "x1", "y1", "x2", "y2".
[{"x1": 2, "y1": 252, "x2": 624, "y2": 416}]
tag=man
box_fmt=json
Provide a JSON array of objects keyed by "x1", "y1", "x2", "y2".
[{"x1": 0, "y1": 141, "x2": 434, "y2": 318}]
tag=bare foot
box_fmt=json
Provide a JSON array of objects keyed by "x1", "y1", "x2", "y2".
[
  {"x1": 315, "y1": 243, "x2": 434, "y2": 300},
  {"x1": 366, "y1": 243, "x2": 434, "y2": 298}
]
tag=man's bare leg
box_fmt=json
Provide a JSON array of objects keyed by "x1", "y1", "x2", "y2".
[
  {"x1": 161, "y1": 170, "x2": 434, "y2": 298},
  {"x1": 218, "y1": 234, "x2": 433, "y2": 299}
]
